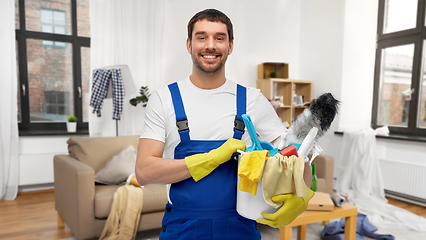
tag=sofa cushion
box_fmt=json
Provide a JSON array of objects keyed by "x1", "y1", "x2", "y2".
[
  {"x1": 94, "y1": 184, "x2": 168, "y2": 219},
  {"x1": 95, "y1": 145, "x2": 137, "y2": 185},
  {"x1": 67, "y1": 135, "x2": 139, "y2": 173}
]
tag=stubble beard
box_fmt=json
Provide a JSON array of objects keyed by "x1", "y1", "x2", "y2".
[{"x1": 191, "y1": 50, "x2": 227, "y2": 75}]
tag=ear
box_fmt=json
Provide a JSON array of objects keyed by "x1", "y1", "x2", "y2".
[
  {"x1": 186, "y1": 38, "x2": 192, "y2": 54},
  {"x1": 228, "y1": 41, "x2": 234, "y2": 55}
]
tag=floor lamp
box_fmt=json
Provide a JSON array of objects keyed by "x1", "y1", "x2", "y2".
[{"x1": 98, "y1": 64, "x2": 136, "y2": 136}]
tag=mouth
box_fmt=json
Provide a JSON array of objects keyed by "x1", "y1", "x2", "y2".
[{"x1": 201, "y1": 53, "x2": 221, "y2": 60}]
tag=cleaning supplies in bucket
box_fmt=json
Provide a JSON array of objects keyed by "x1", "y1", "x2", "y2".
[{"x1": 236, "y1": 114, "x2": 309, "y2": 221}]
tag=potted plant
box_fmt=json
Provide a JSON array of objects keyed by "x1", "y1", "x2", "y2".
[
  {"x1": 269, "y1": 71, "x2": 277, "y2": 78},
  {"x1": 130, "y1": 86, "x2": 150, "y2": 107},
  {"x1": 67, "y1": 115, "x2": 77, "y2": 133}
]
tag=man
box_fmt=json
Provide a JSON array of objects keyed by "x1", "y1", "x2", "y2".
[{"x1": 136, "y1": 9, "x2": 312, "y2": 240}]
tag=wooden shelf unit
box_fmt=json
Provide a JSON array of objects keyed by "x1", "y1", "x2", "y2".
[
  {"x1": 256, "y1": 78, "x2": 313, "y2": 124},
  {"x1": 257, "y1": 62, "x2": 289, "y2": 79}
]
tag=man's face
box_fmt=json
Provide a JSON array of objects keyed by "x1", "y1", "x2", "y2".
[{"x1": 187, "y1": 19, "x2": 233, "y2": 75}]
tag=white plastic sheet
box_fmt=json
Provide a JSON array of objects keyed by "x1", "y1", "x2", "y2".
[{"x1": 335, "y1": 127, "x2": 426, "y2": 231}]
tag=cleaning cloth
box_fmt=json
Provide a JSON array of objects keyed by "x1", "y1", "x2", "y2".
[
  {"x1": 238, "y1": 150, "x2": 269, "y2": 195},
  {"x1": 262, "y1": 154, "x2": 306, "y2": 208}
]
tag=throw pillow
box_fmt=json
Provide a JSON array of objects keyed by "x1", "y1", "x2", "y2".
[
  {"x1": 67, "y1": 135, "x2": 139, "y2": 173},
  {"x1": 95, "y1": 145, "x2": 137, "y2": 185}
]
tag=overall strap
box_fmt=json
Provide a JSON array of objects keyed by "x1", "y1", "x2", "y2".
[
  {"x1": 233, "y1": 84, "x2": 246, "y2": 140},
  {"x1": 168, "y1": 82, "x2": 190, "y2": 141}
]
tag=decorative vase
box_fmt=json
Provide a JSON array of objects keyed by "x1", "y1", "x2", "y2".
[{"x1": 67, "y1": 122, "x2": 77, "y2": 133}]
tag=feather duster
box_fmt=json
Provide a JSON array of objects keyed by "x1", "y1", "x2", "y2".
[{"x1": 284, "y1": 93, "x2": 340, "y2": 147}]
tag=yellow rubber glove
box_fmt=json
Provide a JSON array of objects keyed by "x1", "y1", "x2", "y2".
[
  {"x1": 185, "y1": 138, "x2": 246, "y2": 182},
  {"x1": 256, "y1": 185, "x2": 315, "y2": 228}
]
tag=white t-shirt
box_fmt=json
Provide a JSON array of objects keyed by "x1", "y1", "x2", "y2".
[{"x1": 140, "y1": 77, "x2": 287, "y2": 159}]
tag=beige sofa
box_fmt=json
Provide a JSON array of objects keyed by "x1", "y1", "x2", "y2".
[
  {"x1": 54, "y1": 135, "x2": 334, "y2": 239},
  {"x1": 54, "y1": 135, "x2": 168, "y2": 240}
]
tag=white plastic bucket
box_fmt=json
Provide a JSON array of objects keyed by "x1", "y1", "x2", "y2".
[{"x1": 236, "y1": 157, "x2": 278, "y2": 220}]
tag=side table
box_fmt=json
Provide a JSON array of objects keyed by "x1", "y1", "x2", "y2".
[{"x1": 279, "y1": 203, "x2": 358, "y2": 240}]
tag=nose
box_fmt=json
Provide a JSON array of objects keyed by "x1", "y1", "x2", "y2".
[{"x1": 205, "y1": 37, "x2": 216, "y2": 50}]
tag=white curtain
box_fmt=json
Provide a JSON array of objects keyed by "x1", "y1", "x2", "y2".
[
  {"x1": 89, "y1": 0, "x2": 165, "y2": 137},
  {"x1": 0, "y1": 0, "x2": 20, "y2": 201},
  {"x1": 335, "y1": 128, "x2": 426, "y2": 231}
]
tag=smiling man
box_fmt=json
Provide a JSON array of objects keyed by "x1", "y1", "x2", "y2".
[
  {"x1": 136, "y1": 9, "x2": 307, "y2": 240},
  {"x1": 187, "y1": 17, "x2": 233, "y2": 84}
]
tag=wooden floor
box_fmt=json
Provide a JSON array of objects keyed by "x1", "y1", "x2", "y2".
[
  {"x1": 0, "y1": 190, "x2": 425, "y2": 240},
  {"x1": 0, "y1": 190, "x2": 74, "y2": 240}
]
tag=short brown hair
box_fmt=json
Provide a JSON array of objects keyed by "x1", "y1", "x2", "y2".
[{"x1": 187, "y1": 9, "x2": 234, "y2": 43}]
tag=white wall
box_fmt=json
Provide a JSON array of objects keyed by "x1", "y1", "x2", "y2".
[
  {"x1": 18, "y1": 136, "x2": 69, "y2": 191},
  {"x1": 298, "y1": 0, "x2": 346, "y2": 161}
]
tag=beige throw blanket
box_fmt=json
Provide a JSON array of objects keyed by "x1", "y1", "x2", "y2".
[{"x1": 99, "y1": 184, "x2": 143, "y2": 240}]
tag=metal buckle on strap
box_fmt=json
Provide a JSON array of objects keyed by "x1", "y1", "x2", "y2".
[
  {"x1": 176, "y1": 120, "x2": 189, "y2": 132},
  {"x1": 234, "y1": 116, "x2": 245, "y2": 133}
]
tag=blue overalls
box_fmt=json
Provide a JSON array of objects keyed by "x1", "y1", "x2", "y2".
[{"x1": 159, "y1": 82, "x2": 261, "y2": 240}]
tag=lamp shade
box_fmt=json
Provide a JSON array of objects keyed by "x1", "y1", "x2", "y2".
[{"x1": 97, "y1": 65, "x2": 136, "y2": 99}]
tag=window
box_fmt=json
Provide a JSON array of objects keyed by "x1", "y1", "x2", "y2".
[
  {"x1": 15, "y1": 0, "x2": 90, "y2": 134},
  {"x1": 44, "y1": 91, "x2": 70, "y2": 117},
  {"x1": 41, "y1": 9, "x2": 66, "y2": 47},
  {"x1": 372, "y1": 0, "x2": 426, "y2": 137}
]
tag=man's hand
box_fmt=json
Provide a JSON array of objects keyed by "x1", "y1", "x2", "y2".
[
  {"x1": 256, "y1": 185, "x2": 315, "y2": 228},
  {"x1": 185, "y1": 138, "x2": 246, "y2": 182}
]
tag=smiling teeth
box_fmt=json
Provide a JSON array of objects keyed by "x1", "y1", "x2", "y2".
[{"x1": 204, "y1": 55, "x2": 217, "y2": 59}]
